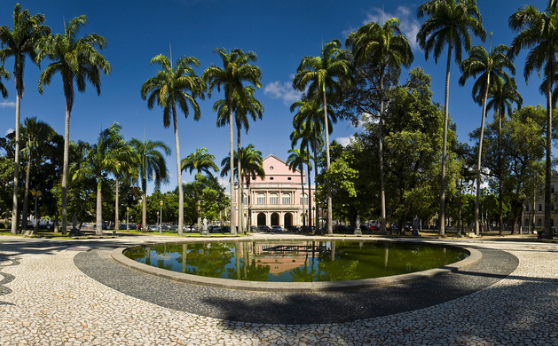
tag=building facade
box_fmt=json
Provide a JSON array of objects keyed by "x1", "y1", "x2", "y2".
[
  {"x1": 233, "y1": 154, "x2": 315, "y2": 228},
  {"x1": 523, "y1": 174, "x2": 558, "y2": 231}
]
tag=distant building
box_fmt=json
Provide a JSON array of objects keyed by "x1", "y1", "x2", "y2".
[
  {"x1": 233, "y1": 154, "x2": 315, "y2": 228},
  {"x1": 523, "y1": 173, "x2": 558, "y2": 232}
]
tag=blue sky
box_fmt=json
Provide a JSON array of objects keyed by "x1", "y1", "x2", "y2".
[{"x1": 0, "y1": 0, "x2": 550, "y2": 194}]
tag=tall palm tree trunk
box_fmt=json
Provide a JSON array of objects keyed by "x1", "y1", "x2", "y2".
[
  {"x1": 474, "y1": 74, "x2": 491, "y2": 235},
  {"x1": 307, "y1": 149, "x2": 312, "y2": 231},
  {"x1": 379, "y1": 71, "x2": 386, "y2": 234},
  {"x1": 21, "y1": 152, "x2": 32, "y2": 232},
  {"x1": 439, "y1": 42, "x2": 453, "y2": 237},
  {"x1": 322, "y1": 89, "x2": 333, "y2": 235},
  {"x1": 237, "y1": 125, "x2": 243, "y2": 234},
  {"x1": 300, "y1": 159, "x2": 306, "y2": 228},
  {"x1": 114, "y1": 177, "x2": 119, "y2": 232},
  {"x1": 545, "y1": 61, "x2": 554, "y2": 239},
  {"x1": 11, "y1": 95, "x2": 21, "y2": 235},
  {"x1": 172, "y1": 105, "x2": 184, "y2": 236},
  {"x1": 313, "y1": 142, "x2": 319, "y2": 233},
  {"x1": 142, "y1": 179, "x2": 147, "y2": 233},
  {"x1": 246, "y1": 178, "x2": 252, "y2": 232},
  {"x1": 95, "y1": 179, "x2": 103, "y2": 235},
  {"x1": 228, "y1": 101, "x2": 236, "y2": 235},
  {"x1": 61, "y1": 103, "x2": 71, "y2": 235},
  {"x1": 498, "y1": 104, "x2": 504, "y2": 235}
]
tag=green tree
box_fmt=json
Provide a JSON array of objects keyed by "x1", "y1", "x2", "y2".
[
  {"x1": 0, "y1": 4, "x2": 50, "y2": 234},
  {"x1": 141, "y1": 54, "x2": 205, "y2": 235},
  {"x1": 293, "y1": 39, "x2": 351, "y2": 235},
  {"x1": 19, "y1": 117, "x2": 55, "y2": 233},
  {"x1": 37, "y1": 15, "x2": 111, "y2": 234},
  {"x1": 458, "y1": 43, "x2": 515, "y2": 235},
  {"x1": 129, "y1": 138, "x2": 170, "y2": 232},
  {"x1": 486, "y1": 77, "x2": 523, "y2": 234},
  {"x1": 417, "y1": 0, "x2": 486, "y2": 236},
  {"x1": 509, "y1": 1, "x2": 558, "y2": 238},
  {"x1": 204, "y1": 48, "x2": 262, "y2": 235},
  {"x1": 181, "y1": 147, "x2": 219, "y2": 232},
  {"x1": 349, "y1": 18, "x2": 414, "y2": 234}
]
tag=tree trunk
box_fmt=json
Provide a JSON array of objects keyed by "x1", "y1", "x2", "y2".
[
  {"x1": 228, "y1": 100, "x2": 236, "y2": 235},
  {"x1": 300, "y1": 159, "x2": 305, "y2": 228},
  {"x1": 498, "y1": 101, "x2": 504, "y2": 235},
  {"x1": 114, "y1": 177, "x2": 119, "y2": 233},
  {"x1": 11, "y1": 94, "x2": 21, "y2": 235},
  {"x1": 21, "y1": 151, "x2": 32, "y2": 231},
  {"x1": 307, "y1": 149, "x2": 313, "y2": 231},
  {"x1": 61, "y1": 103, "x2": 71, "y2": 235},
  {"x1": 246, "y1": 177, "x2": 252, "y2": 232},
  {"x1": 439, "y1": 42, "x2": 453, "y2": 238},
  {"x1": 95, "y1": 179, "x2": 103, "y2": 235},
  {"x1": 379, "y1": 68, "x2": 386, "y2": 234},
  {"x1": 237, "y1": 125, "x2": 243, "y2": 234},
  {"x1": 475, "y1": 73, "x2": 490, "y2": 236},
  {"x1": 322, "y1": 87, "x2": 333, "y2": 235},
  {"x1": 172, "y1": 104, "x2": 184, "y2": 236},
  {"x1": 545, "y1": 58, "x2": 554, "y2": 239}
]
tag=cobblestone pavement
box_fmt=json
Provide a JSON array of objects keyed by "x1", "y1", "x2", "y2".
[{"x1": 0, "y1": 234, "x2": 556, "y2": 345}]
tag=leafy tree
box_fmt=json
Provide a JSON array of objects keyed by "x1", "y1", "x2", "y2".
[
  {"x1": 129, "y1": 138, "x2": 170, "y2": 232},
  {"x1": 509, "y1": 0, "x2": 558, "y2": 238},
  {"x1": 417, "y1": 0, "x2": 486, "y2": 236},
  {"x1": 204, "y1": 48, "x2": 262, "y2": 235},
  {"x1": 141, "y1": 54, "x2": 204, "y2": 235},
  {"x1": 348, "y1": 18, "x2": 414, "y2": 234},
  {"x1": 293, "y1": 39, "x2": 352, "y2": 235},
  {"x1": 0, "y1": 4, "x2": 50, "y2": 234},
  {"x1": 37, "y1": 15, "x2": 111, "y2": 234},
  {"x1": 458, "y1": 43, "x2": 515, "y2": 235}
]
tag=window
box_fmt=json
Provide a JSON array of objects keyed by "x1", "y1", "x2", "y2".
[
  {"x1": 300, "y1": 193, "x2": 308, "y2": 205},
  {"x1": 539, "y1": 204, "x2": 543, "y2": 212},
  {"x1": 270, "y1": 177, "x2": 274, "y2": 180},
  {"x1": 538, "y1": 219, "x2": 542, "y2": 227},
  {"x1": 282, "y1": 193, "x2": 291, "y2": 205},
  {"x1": 288, "y1": 177, "x2": 292, "y2": 180},
  {"x1": 526, "y1": 205, "x2": 529, "y2": 212},
  {"x1": 269, "y1": 193, "x2": 278, "y2": 204},
  {"x1": 243, "y1": 194, "x2": 247, "y2": 205},
  {"x1": 525, "y1": 219, "x2": 529, "y2": 226},
  {"x1": 257, "y1": 193, "x2": 265, "y2": 205}
]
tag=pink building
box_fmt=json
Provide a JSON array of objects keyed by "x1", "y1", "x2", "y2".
[{"x1": 233, "y1": 154, "x2": 315, "y2": 228}]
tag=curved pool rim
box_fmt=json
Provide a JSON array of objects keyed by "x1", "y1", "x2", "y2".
[{"x1": 112, "y1": 236, "x2": 482, "y2": 292}]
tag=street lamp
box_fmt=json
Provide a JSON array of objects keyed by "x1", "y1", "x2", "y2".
[
  {"x1": 31, "y1": 190, "x2": 41, "y2": 235},
  {"x1": 157, "y1": 211, "x2": 160, "y2": 233},
  {"x1": 126, "y1": 207, "x2": 130, "y2": 231},
  {"x1": 159, "y1": 200, "x2": 163, "y2": 234}
]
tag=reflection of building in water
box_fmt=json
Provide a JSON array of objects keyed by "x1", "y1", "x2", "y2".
[{"x1": 247, "y1": 242, "x2": 319, "y2": 275}]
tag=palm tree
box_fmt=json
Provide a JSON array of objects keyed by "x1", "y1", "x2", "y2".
[
  {"x1": 109, "y1": 137, "x2": 136, "y2": 233},
  {"x1": 71, "y1": 123, "x2": 130, "y2": 235},
  {"x1": 141, "y1": 54, "x2": 205, "y2": 234},
  {"x1": 129, "y1": 138, "x2": 170, "y2": 233},
  {"x1": 458, "y1": 43, "x2": 515, "y2": 235},
  {"x1": 416, "y1": 0, "x2": 486, "y2": 236},
  {"x1": 20, "y1": 117, "x2": 55, "y2": 233},
  {"x1": 287, "y1": 148, "x2": 312, "y2": 228},
  {"x1": 349, "y1": 18, "x2": 414, "y2": 234},
  {"x1": 486, "y1": 77, "x2": 523, "y2": 235},
  {"x1": 182, "y1": 147, "x2": 219, "y2": 232},
  {"x1": 203, "y1": 48, "x2": 262, "y2": 235},
  {"x1": 214, "y1": 85, "x2": 263, "y2": 233},
  {"x1": 37, "y1": 15, "x2": 111, "y2": 234},
  {"x1": 292, "y1": 39, "x2": 351, "y2": 235},
  {"x1": 220, "y1": 144, "x2": 264, "y2": 232},
  {"x1": 290, "y1": 96, "x2": 328, "y2": 232},
  {"x1": 0, "y1": 4, "x2": 50, "y2": 235},
  {"x1": 509, "y1": 1, "x2": 558, "y2": 238}
]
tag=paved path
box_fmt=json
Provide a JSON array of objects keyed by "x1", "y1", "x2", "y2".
[{"x1": 0, "y1": 234, "x2": 557, "y2": 345}]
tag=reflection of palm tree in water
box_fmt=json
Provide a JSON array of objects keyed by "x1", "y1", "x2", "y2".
[{"x1": 290, "y1": 249, "x2": 318, "y2": 282}]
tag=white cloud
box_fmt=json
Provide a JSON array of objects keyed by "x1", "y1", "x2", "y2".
[
  {"x1": 4, "y1": 128, "x2": 13, "y2": 136},
  {"x1": 264, "y1": 81, "x2": 301, "y2": 106},
  {"x1": 335, "y1": 136, "x2": 353, "y2": 147},
  {"x1": 0, "y1": 101, "x2": 15, "y2": 108},
  {"x1": 361, "y1": 6, "x2": 421, "y2": 51},
  {"x1": 218, "y1": 177, "x2": 231, "y2": 194}
]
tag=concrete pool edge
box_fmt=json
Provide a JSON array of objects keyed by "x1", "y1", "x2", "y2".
[{"x1": 111, "y1": 237, "x2": 482, "y2": 292}]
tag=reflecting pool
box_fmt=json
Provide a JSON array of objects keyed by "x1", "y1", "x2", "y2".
[{"x1": 125, "y1": 240, "x2": 468, "y2": 282}]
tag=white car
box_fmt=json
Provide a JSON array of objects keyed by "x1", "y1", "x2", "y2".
[{"x1": 271, "y1": 225, "x2": 285, "y2": 232}]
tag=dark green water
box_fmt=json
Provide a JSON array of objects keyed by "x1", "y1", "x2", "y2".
[{"x1": 125, "y1": 240, "x2": 468, "y2": 282}]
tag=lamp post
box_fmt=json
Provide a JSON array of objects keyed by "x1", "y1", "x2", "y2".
[
  {"x1": 312, "y1": 206, "x2": 315, "y2": 233},
  {"x1": 126, "y1": 207, "x2": 130, "y2": 231},
  {"x1": 159, "y1": 200, "x2": 163, "y2": 234},
  {"x1": 157, "y1": 211, "x2": 160, "y2": 233},
  {"x1": 31, "y1": 190, "x2": 41, "y2": 235}
]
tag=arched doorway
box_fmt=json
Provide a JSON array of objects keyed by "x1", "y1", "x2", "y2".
[
  {"x1": 284, "y1": 213, "x2": 293, "y2": 227},
  {"x1": 271, "y1": 212, "x2": 279, "y2": 226},
  {"x1": 257, "y1": 213, "x2": 266, "y2": 226}
]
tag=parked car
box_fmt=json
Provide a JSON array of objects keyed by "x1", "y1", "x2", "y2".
[
  {"x1": 221, "y1": 226, "x2": 231, "y2": 233},
  {"x1": 208, "y1": 225, "x2": 222, "y2": 233},
  {"x1": 287, "y1": 226, "x2": 300, "y2": 232},
  {"x1": 258, "y1": 225, "x2": 271, "y2": 233},
  {"x1": 271, "y1": 225, "x2": 285, "y2": 232},
  {"x1": 148, "y1": 224, "x2": 158, "y2": 231}
]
